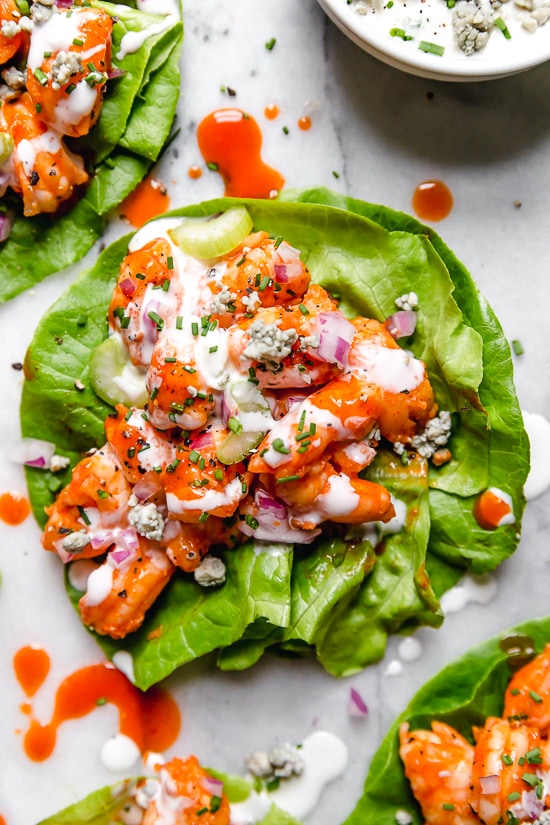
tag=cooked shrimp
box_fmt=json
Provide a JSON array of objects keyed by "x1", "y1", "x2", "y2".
[
  {"x1": 470, "y1": 716, "x2": 542, "y2": 825},
  {"x1": 348, "y1": 317, "x2": 437, "y2": 443},
  {"x1": 205, "y1": 231, "x2": 311, "y2": 327},
  {"x1": 142, "y1": 755, "x2": 230, "y2": 825},
  {"x1": 0, "y1": 0, "x2": 28, "y2": 62},
  {"x1": 503, "y1": 645, "x2": 550, "y2": 734},
  {"x1": 248, "y1": 373, "x2": 384, "y2": 480},
  {"x1": 25, "y1": 7, "x2": 112, "y2": 137},
  {"x1": 109, "y1": 239, "x2": 182, "y2": 366},
  {"x1": 42, "y1": 444, "x2": 132, "y2": 555},
  {"x1": 227, "y1": 284, "x2": 342, "y2": 389},
  {"x1": 164, "y1": 517, "x2": 236, "y2": 572},
  {"x1": 0, "y1": 92, "x2": 88, "y2": 216},
  {"x1": 79, "y1": 544, "x2": 174, "y2": 638},
  {"x1": 162, "y1": 428, "x2": 251, "y2": 523},
  {"x1": 104, "y1": 405, "x2": 178, "y2": 485},
  {"x1": 399, "y1": 721, "x2": 480, "y2": 825},
  {"x1": 262, "y1": 457, "x2": 395, "y2": 528}
]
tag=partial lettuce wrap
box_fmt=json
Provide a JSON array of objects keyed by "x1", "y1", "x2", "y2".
[
  {"x1": 0, "y1": 0, "x2": 183, "y2": 303},
  {"x1": 21, "y1": 190, "x2": 529, "y2": 689},
  {"x1": 343, "y1": 616, "x2": 550, "y2": 825}
]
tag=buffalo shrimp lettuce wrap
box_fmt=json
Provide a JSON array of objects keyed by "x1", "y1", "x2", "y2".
[
  {"x1": 344, "y1": 615, "x2": 550, "y2": 825},
  {"x1": 21, "y1": 190, "x2": 528, "y2": 690},
  {"x1": 0, "y1": 0, "x2": 183, "y2": 302}
]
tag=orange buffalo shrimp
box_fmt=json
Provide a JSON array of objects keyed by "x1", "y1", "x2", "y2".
[
  {"x1": 164, "y1": 517, "x2": 237, "y2": 572},
  {"x1": 261, "y1": 457, "x2": 395, "y2": 529},
  {"x1": 248, "y1": 373, "x2": 385, "y2": 481},
  {"x1": 109, "y1": 239, "x2": 182, "y2": 366},
  {"x1": 399, "y1": 721, "x2": 481, "y2": 825},
  {"x1": 0, "y1": 0, "x2": 28, "y2": 62},
  {"x1": 503, "y1": 644, "x2": 550, "y2": 734},
  {"x1": 348, "y1": 317, "x2": 437, "y2": 444},
  {"x1": 79, "y1": 544, "x2": 174, "y2": 638},
  {"x1": 206, "y1": 231, "x2": 311, "y2": 327},
  {"x1": 162, "y1": 428, "x2": 251, "y2": 523},
  {"x1": 42, "y1": 444, "x2": 132, "y2": 555},
  {"x1": 142, "y1": 756, "x2": 230, "y2": 825},
  {"x1": 470, "y1": 717, "x2": 543, "y2": 825},
  {"x1": 0, "y1": 92, "x2": 88, "y2": 215},
  {"x1": 104, "y1": 405, "x2": 178, "y2": 484}
]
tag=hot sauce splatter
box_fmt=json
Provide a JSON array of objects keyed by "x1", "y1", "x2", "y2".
[
  {"x1": 121, "y1": 176, "x2": 171, "y2": 228},
  {"x1": 13, "y1": 646, "x2": 50, "y2": 697},
  {"x1": 0, "y1": 815, "x2": 6, "y2": 825},
  {"x1": 0, "y1": 491, "x2": 31, "y2": 525},
  {"x1": 188, "y1": 165, "x2": 203, "y2": 180},
  {"x1": 412, "y1": 179, "x2": 453, "y2": 221},
  {"x1": 473, "y1": 488, "x2": 514, "y2": 530},
  {"x1": 197, "y1": 108, "x2": 285, "y2": 199},
  {"x1": 298, "y1": 116, "x2": 312, "y2": 131},
  {"x1": 13, "y1": 649, "x2": 180, "y2": 762},
  {"x1": 264, "y1": 103, "x2": 280, "y2": 120}
]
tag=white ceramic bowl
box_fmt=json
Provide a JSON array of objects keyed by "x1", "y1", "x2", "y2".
[{"x1": 317, "y1": 0, "x2": 550, "y2": 80}]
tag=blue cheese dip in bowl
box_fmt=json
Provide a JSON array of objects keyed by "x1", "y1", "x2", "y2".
[{"x1": 317, "y1": 0, "x2": 550, "y2": 80}]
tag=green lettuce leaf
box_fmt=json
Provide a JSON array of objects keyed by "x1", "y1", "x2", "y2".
[
  {"x1": 21, "y1": 194, "x2": 528, "y2": 689},
  {"x1": 0, "y1": 2, "x2": 183, "y2": 304},
  {"x1": 342, "y1": 616, "x2": 550, "y2": 825}
]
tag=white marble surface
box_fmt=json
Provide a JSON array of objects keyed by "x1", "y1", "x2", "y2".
[{"x1": 1, "y1": 2, "x2": 550, "y2": 823}]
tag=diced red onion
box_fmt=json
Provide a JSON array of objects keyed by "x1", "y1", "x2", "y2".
[
  {"x1": 385, "y1": 310, "x2": 417, "y2": 339},
  {"x1": 201, "y1": 776, "x2": 224, "y2": 796},
  {"x1": 142, "y1": 299, "x2": 162, "y2": 344},
  {"x1": 90, "y1": 529, "x2": 114, "y2": 551},
  {"x1": 120, "y1": 527, "x2": 140, "y2": 553},
  {"x1": 273, "y1": 261, "x2": 304, "y2": 284},
  {"x1": 479, "y1": 775, "x2": 500, "y2": 795},
  {"x1": 189, "y1": 430, "x2": 215, "y2": 451},
  {"x1": 55, "y1": 0, "x2": 72, "y2": 8},
  {"x1": 119, "y1": 277, "x2": 136, "y2": 298},
  {"x1": 348, "y1": 687, "x2": 368, "y2": 718},
  {"x1": 239, "y1": 488, "x2": 320, "y2": 544},
  {"x1": 256, "y1": 489, "x2": 286, "y2": 519},
  {"x1": 221, "y1": 388, "x2": 238, "y2": 428},
  {"x1": 518, "y1": 789, "x2": 544, "y2": 819},
  {"x1": 276, "y1": 241, "x2": 301, "y2": 262},
  {"x1": 109, "y1": 544, "x2": 138, "y2": 569},
  {"x1": 133, "y1": 478, "x2": 163, "y2": 502},
  {"x1": 312, "y1": 312, "x2": 355, "y2": 368},
  {"x1": 8, "y1": 437, "x2": 56, "y2": 469},
  {"x1": 107, "y1": 67, "x2": 126, "y2": 79},
  {"x1": 53, "y1": 540, "x2": 77, "y2": 564},
  {"x1": 0, "y1": 210, "x2": 14, "y2": 243}
]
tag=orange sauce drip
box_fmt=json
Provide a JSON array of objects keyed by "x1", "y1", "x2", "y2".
[
  {"x1": 197, "y1": 108, "x2": 285, "y2": 199},
  {"x1": 412, "y1": 179, "x2": 453, "y2": 221},
  {"x1": 13, "y1": 655, "x2": 180, "y2": 763},
  {"x1": 121, "y1": 177, "x2": 171, "y2": 228},
  {"x1": 298, "y1": 116, "x2": 312, "y2": 131},
  {"x1": 473, "y1": 489, "x2": 512, "y2": 530},
  {"x1": 13, "y1": 646, "x2": 50, "y2": 697},
  {"x1": 264, "y1": 103, "x2": 280, "y2": 120},
  {"x1": 188, "y1": 165, "x2": 203, "y2": 180},
  {"x1": 0, "y1": 815, "x2": 6, "y2": 825},
  {"x1": 0, "y1": 491, "x2": 30, "y2": 525}
]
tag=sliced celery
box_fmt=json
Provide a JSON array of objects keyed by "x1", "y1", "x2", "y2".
[
  {"x1": 89, "y1": 335, "x2": 148, "y2": 407},
  {"x1": 0, "y1": 134, "x2": 14, "y2": 165},
  {"x1": 216, "y1": 430, "x2": 265, "y2": 465},
  {"x1": 168, "y1": 207, "x2": 253, "y2": 259}
]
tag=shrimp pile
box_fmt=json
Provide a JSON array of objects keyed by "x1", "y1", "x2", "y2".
[
  {"x1": 132, "y1": 755, "x2": 230, "y2": 824},
  {"x1": 42, "y1": 222, "x2": 442, "y2": 638},
  {"x1": 0, "y1": 0, "x2": 112, "y2": 215},
  {"x1": 400, "y1": 644, "x2": 550, "y2": 825}
]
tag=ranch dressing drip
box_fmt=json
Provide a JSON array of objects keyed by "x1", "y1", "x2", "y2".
[
  {"x1": 53, "y1": 79, "x2": 97, "y2": 130},
  {"x1": 17, "y1": 133, "x2": 62, "y2": 176},
  {"x1": 522, "y1": 411, "x2": 550, "y2": 500},
  {"x1": 116, "y1": 14, "x2": 177, "y2": 60},
  {"x1": 27, "y1": 8, "x2": 97, "y2": 71}
]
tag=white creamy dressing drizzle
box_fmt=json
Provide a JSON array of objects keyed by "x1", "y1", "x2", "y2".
[
  {"x1": 53, "y1": 79, "x2": 97, "y2": 130},
  {"x1": 83, "y1": 560, "x2": 114, "y2": 606},
  {"x1": 27, "y1": 9, "x2": 95, "y2": 71},
  {"x1": 439, "y1": 572, "x2": 498, "y2": 614},
  {"x1": 522, "y1": 410, "x2": 550, "y2": 500},
  {"x1": 349, "y1": 343, "x2": 424, "y2": 393},
  {"x1": 318, "y1": 473, "x2": 359, "y2": 518},
  {"x1": 166, "y1": 476, "x2": 243, "y2": 515},
  {"x1": 397, "y1": 636, "x2": 423, "y2": 662},
  {"x1": 384, "y1": 659, "x2": 404, "y2": 676},
  {"x1": 116, "y1": 14, "x2": 177, "y2": 60},
  {"x1": 112, "y1": 650, "x2": 135, "y2": 683},
  {"x1": 230, "y1": 732, "x2": 348, "y2": 824},
  {"x1": 261, "y1": 402, "x2": 344, "y2": 469},
  {"x1": 126, "y1": 409, "x2": 175, "y2": 470},
  {"x1": 67, "y1": 558, "x2": 98, "y2": 591},
  {"x1": 100, "y1": 733, "x2": 141, "y2": 772},
  {"x1": 17, "y1": 133, "x2": 62, "y2": 176}
]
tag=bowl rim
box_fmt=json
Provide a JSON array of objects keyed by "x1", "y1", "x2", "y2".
[{"x1": 317, "y1": 0, "x2": 550, "y2": 80}]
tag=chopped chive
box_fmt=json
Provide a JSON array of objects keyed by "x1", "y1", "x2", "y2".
[
  {"x1": 236, "y1": 257, "x2": 246, "y2": 266},
  {"x1": 214, "y1": 468, "x2": 224, "y2": 482},
  {"x1": 245, "y1": 514, "x2": 259, "y2": 529},
  {"x1": 512, "y1": 339, "x2": 524, "y2": 356},
  {"x1": 258, "y1": 275, "x2": 271, "y2": 292},
  {"x1": 176, "y1": 315, "x2": 183, "y2": 330},
  {"x1": 135, "y1": 272, "x2": 146, "y2": 280},
  {"x1": 164, "y1": 357, "x2": 177, "y2": 364},
  {"x1": 65, "y1": 83, "x2": 76, "y2": 94},
  {"x1": 386, "y1": 0, "x2": 394, "y2": 6},
  {"x1": 167, "y1": 256, "x2": 174, "y2": 269},
  {"x1": 188, "y1": 450, "x2": 201, "y2": 464},
  {"x1": 241, "y1": 480, "x2": 247, "y2": 493},
  {"x1": 332, "y1": 170, "x2": 340, "y2": 179},
  {"x1": 518, "y1": 756, "x2": 525, "y2": 765},
  {"x1": 207, "y1": 161, "x2": 219, "y2": 171},
  {"x1": 298, "y1": 410, "x2": 306, "y2": 432},
  {"x1": 72, "y1": 37, "x2": 83, "y2": 45},
  {"x1": 418, "y1": 40, "x2": 445, "y2": 55},
  {"x1": 209, "y1": 345, "x2": 218, "y2": 353},
  {"x1": 210, "y1": 797, "x2": 222, "y2": 813},
  {"x1": 272, "y1": 438, "x2": 290, "y2": 454},
  {"x1": 77, "y1": 505, "x2": 90, "y2": 525},
  {"x1": 228, "y1": 416, "x2": 243, "y2": 435},
  {"x1": 507, "y1": 792, "x2": 521, "y2": 802},
  {"x1": 184, "y1": 365, "x2": 196, "y2": 374},
  {"x1": 442, "y1": 805, "x2": 455, "y2": 812},
  {"x1": 168, "y1": 411, "x2": 177, "y2": 423},
  {"x1": 150, "y1": 387, "x2": 158, "y2": 401},
  {"x1": 282, "y1": 125, "x2": 289, "y2": 135},
  {"x1": 191, "y1": 322, "x2": 199, "y2": 336},
  {"x1": 162, "y1": 279, "x2": 170, "y2": 292},
  {"x1": 511, "y1": 688, "x2": 520, "y2": 695},
  {"x1": 190, "y1": 478, "x2": 209, "y2": 488},
  {"x1": 274, "y1": 236, "x2": 284, "y2": 249},
  {"x1": 309, "y1": 422, "x2": 316, "y2": 435},
  {"x1": 96, "y1": 489, "x2": 109, "y2": 499},
  {"x1": 34, "y1": 67, "x2": 49, "y2": 86},
  {"x1": 96, "y1": 697, "x2": 107, "y2": 706},
  {"x1": 298, "y1": 303, "x2": 309, "y2": 315},
  {"x1": 35, "y1": 102, "x2": 42, "y2": 113},
  {"x1": 530, "y1": 690, "x2": 543, "y2": 703},
  {"x1": 147, "y1": 310, "x2": 164, "y2": 330},
  {"x1": 494, "y1": 16, "x2": 511, "y2": 38},
  {"x1": 196, "y1": 808, "x2": 208, "y2": 816},
  {"x1": 87, "y1": 62, "x2": 95, "y2": 71},
  {"x1": 295, "y1": 431, "x2": 311, "y2": 442},
  {"x1": 138, "y1": 443, "x2": 151, "y2": 453},
  {"x1": 43, "y1": 51, "x2": 52, "y2": 58},
  {"x1": 526, "y1": 748, "x2": 543, "y2": 764},
  {"x1": 196, "y1": 391, "x2": 207, "y2": 400},
  {"x1": 276, "y1": 474, "x2": 300, "y2": 483},
  {"x1": 502, "y1": 754, "x2": 513, "y2": 765},
  {"x1": 199, "y1": 512, "x2": 209, "y2": 522},
  {"x1": 166, "y1": 459, "x2": 180, "y2": 473},
  {"x1": 265, "y1": 37, "x2": 276, "y2": 50},
  {"x1": 124, "y1": 409, "x2": 133, "y2": 421},
  {"x1": 389, "y1": 27, "x2": 407, "y2": 37},
  {"x1": 297, "y1": 443, "x2": 310, "y2": 453},
  {"x1": 446, "y1": 0, "x2": 455, "y2": 6}
]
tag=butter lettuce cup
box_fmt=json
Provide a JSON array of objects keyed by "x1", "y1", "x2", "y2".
[{"x1": 21, "y1": 189, "x2": 528, "y2": 690}]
